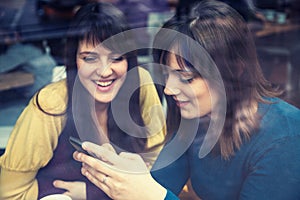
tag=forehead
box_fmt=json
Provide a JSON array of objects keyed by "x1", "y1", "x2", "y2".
[
  {"x1": 166, "y1": 52, "x2": 196, "y2": 73},
  {"x1": 168, "y1": 53, "x2": 181, "y2": 70},
  {"x1": 78, "y1": 40, "x2": 112, "y2": 54}
]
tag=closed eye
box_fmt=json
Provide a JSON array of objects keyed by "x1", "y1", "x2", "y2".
[
  {"x1": 111, "y1": 56, "x2": 125, "y2": 63},
  {"x1": 82, "y1": 56, "x2": 98, "y2": 63},
  {"x1": 179, "y1": 71, "x2": 196, "y2": 83}
]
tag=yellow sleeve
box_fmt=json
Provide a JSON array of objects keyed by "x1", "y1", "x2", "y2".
[
  {"x1": 0, "y1": 80, "x2": 67, "y2": 200},
  {"x1": 138, "y1": 67, "x2": 167, "y2": 168}
]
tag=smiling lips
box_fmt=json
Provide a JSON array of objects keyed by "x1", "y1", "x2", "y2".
[
  {"x1": 95, "y1": 80, "x2": 114, "y2": 87},
  {"x1": 93, "y1": 79, "x2": 116, "y2": 92},
  {"x1": 174, "y1": 98, "x2": 189, "y2": 107}
]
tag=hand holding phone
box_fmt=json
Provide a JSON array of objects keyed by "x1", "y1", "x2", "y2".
[{"x1": 69, "y1": 136, "x2": 90, "y2": 155}]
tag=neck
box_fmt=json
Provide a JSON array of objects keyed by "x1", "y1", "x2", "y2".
[{"x1": 94, "y1": 102, "x2": 109, "y2": 138}]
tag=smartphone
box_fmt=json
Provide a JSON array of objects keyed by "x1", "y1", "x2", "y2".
[{"x1": 69, "y1": 136, "x2": 90, "y2": 155}]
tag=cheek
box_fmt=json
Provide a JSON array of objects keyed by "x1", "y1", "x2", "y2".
[
  {"x1": 191, "y1": 81, "x2": 212, "y2": 110},
  {"x1": 77, "y1": 60, "x2": 94, "y2": 78},
  {"x1": 115, "y1": 61, "x2": 128, "y2": 76},
  {"x1": 77, "y1": 67, "x2": 91, "y2": 80},
  {"x1": 76, "y1": 57, "x2": 83, "y2": 70}
]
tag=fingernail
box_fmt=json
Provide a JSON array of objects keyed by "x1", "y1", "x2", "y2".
[
  {"x1": 73, "y1": 152, "x2": 78, "y2": 159},
  {"x1": 82, "y1": 142, "x2": 87, "y2": 149},
  {"x1": 85, "y1": 171, "x2": 89, "y2": 177},
  {"x1": 81, "y1": 168, "x2": 87, "y2": 176},
  {"x1": 77, "y1": 152, "x2": 82, "y2": 160}
]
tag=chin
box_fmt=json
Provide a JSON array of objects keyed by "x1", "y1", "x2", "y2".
[
  {"x1": 181, "y1": 112, "x2": 197, "y2": 119},
  {"x1": 96, "y1": 97, "x2": 115, "y2": 104},
  {"x1": 93, "y1": 94, "x2": 115, "y2": 104}
]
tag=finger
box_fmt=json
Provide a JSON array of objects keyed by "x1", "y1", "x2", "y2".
[
  {"x1": 102, "y1": 143, "x2": 116, "y2": 153},
  {"x1": 76, "y1": 152, "x2": 119, "y2": 178},
  {"x1": 73, "y1": 150, "x2": 89, "y2": 162},
  {"x1": 53, "y1": 180, "x2": 70, "y2": 190},
  {"x1": 119, "y1": 152, "x2": 149, "y2": 173},
  {"x1": 82, "y1": 142, "x2": 120, "y2": 165},
  {"x1": 73, "y1": 151, "x2": 82, "y2": 162},
  {"x1": 82, "y1": 163, "x2": 108, "y2": 184},
  {"x1": 63, "y1": 192, "x2": 71, "y2": 197},
  {"x1": 119, "y1": 152, "x2": 143, "y2": 161},
  {"x1": 81, "y1": 166, "x2": 111, "y2": 196}
]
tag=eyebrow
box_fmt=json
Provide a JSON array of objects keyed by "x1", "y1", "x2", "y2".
[
  {"x1": 78, "y1": 51, "x2": 121, "y2": 56},
  {"x1": 78, "y1": 51, "x2": 98, "y2": 56}
]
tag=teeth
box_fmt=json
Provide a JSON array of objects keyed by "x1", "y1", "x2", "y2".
[{"x1": 95, "y1": 80, "x2": 113, "y2": 87}]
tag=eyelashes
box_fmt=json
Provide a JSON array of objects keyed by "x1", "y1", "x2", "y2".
[
  {"x1": 80, "y1": 55, "x2": 125, "y2": 64},
  {"x1": 111, "y1": 56, "x2": 125, "y2": 62}
]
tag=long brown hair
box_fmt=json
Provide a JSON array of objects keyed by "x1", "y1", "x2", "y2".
[{"x1": 153, "y1": 0, "x2": 280, "y2": 159}]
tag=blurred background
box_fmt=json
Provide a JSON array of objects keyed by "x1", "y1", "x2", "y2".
[{"x1": 0, "y1": 1, "x2": 299, "y2": 198}]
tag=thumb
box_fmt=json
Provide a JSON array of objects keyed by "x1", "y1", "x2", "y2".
[
  {"x1": 53, "y1": 180, "x2": 70, "y2": 190},
  {"x1": 119, "y1": 152, "x2": 143, "y2": 161},
  {"x1": 102, "y1": 143, "x2": 116, "y2": 153}
]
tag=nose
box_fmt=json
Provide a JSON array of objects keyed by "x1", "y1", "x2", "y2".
[
  {"x1": 96, "y1": 65, "x2": 113, "y2": 78},
  {"x1": 164, "y1": 76, "x2": 180, "y2": 96}
]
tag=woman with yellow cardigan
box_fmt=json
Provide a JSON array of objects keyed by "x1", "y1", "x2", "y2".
[{"x1": 0, "y1": 2, "x2": 166, "y2": 200}]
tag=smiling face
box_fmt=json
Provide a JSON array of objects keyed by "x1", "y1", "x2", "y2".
[
  {"x1": 76, "y1": 40, "x2": 128, "y2": 105},
  {"x1": 164, "y1": 53, "x2": 213, "y2": 119}
]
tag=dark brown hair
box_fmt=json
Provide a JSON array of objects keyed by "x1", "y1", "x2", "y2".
[
  {"x1": 37, "y1": 2, "x2": 147, "y2": 153},
  {"x1": 153, "y1": 0, "x2": 280, "y2": 159}
]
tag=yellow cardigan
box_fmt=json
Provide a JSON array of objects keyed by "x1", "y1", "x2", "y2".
[{"x1": 0, "y1": 67, "x2": 166, "y2": 200}]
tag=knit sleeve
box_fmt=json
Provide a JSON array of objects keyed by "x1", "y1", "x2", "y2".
[
  {"x1": 164, "y1": 189, "x2": 179, "y2": 200},
  {"x1": 138, "y1": 67, "x2": 167, "y2": 168},
  {"x1": 0, "y1": 80, "x2": 67, "y2": 200}
]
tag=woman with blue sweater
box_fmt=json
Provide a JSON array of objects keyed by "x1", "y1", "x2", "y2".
[{"x1": 74, "y1": 1, "x2": 300, "y2": 199}]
